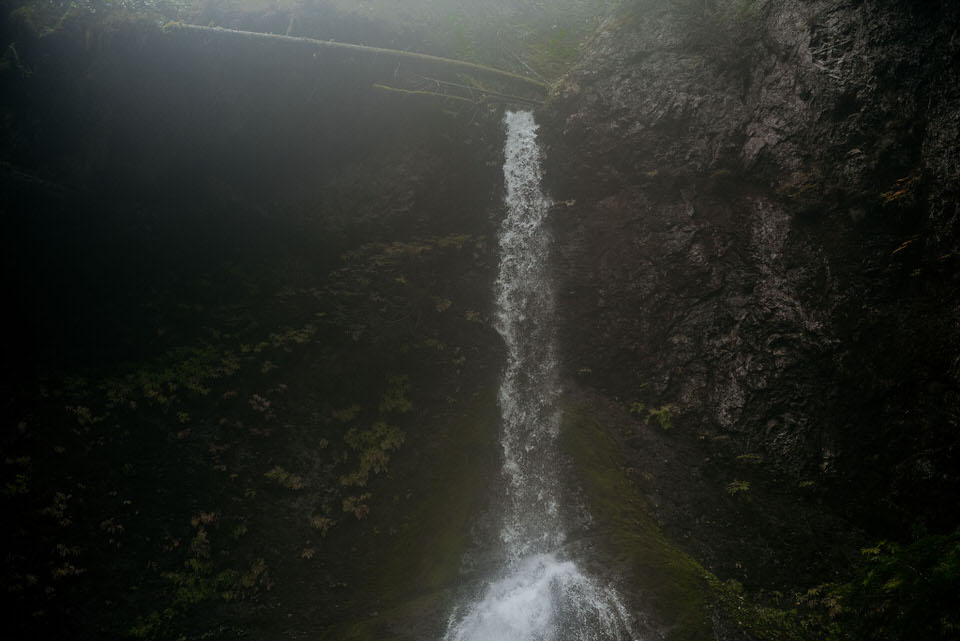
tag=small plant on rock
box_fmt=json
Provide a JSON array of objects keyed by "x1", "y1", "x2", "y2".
[
  {"x1": 726, "y1": 479, "x2": 750, "y2": 495},
  {"x1": 647, "y1": 405, "x2": 673, "y2": 430}
]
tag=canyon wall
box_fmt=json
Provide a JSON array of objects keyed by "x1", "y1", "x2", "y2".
[{"x1": 542, "y1": 0, "x2": 960, "y2": 622}]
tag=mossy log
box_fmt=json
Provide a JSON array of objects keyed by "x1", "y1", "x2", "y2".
[{"x1": 164, "y1": 23, "x2": 548, "y2": 99}]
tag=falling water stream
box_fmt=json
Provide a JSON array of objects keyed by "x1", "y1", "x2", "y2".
[{"x1": 442, "y1": 112, "x2": 638, "y2": 641}]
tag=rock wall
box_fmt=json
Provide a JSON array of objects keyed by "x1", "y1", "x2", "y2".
[
  {"x1": 542, "y1": 0, "x2": 960, "y2": 591},
  {"x1": 2, "y1": 20, "x2": 508, "y2": 640}
]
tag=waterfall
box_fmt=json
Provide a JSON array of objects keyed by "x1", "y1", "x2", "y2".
[{"x1": 442, "y1": 112, "x2": 638, "y2": 641}]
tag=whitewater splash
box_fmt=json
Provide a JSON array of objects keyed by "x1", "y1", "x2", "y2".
[{"x1": 443, "y1": 112, "x2": 637, "y2": 641}]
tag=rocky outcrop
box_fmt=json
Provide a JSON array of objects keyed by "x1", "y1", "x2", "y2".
[{"x1": 542, "y1": 0, "x2": 960, "y2": 593}]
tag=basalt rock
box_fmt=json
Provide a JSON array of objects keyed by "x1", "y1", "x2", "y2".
[{"x1": 541, "y1": 0, "x2": 960, "y2": 592}]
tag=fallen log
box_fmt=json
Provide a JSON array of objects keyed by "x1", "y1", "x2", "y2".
[
  {"x1": 371, "y1": 84, "x2": 477, "y2": 106},
  {"x1": 164, "y1": 23, "x2": 548, "y2": 98}
]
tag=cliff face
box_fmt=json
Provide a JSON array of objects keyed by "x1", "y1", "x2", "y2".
[
  {"x1": 542, "y1": 0, "x2": 959, "y2": 601},
  {"x1": 2, "y1": 22, "x2": 509, "y2": 640}
]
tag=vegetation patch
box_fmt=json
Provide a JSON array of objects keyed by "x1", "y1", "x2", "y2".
[
  {"x1": 264, "y1": 466, "x2": 306, "y2": 490},
  {"x1": 339, "y1": 422, "x2": 406, "y2": 488},
  {"x1": 725, "y1": 479, "x2": 751, "y2": 495},
  {"x1": 797, "y1": 531, "x2": 960, "y2": 640},
  {"x1": 647, "y1": 404, "x2": 674, "y2": 430}
]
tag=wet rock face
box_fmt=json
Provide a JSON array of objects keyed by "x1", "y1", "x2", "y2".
[{"x1": 541, "y1": 0, "x2": 960, "y2": 585}]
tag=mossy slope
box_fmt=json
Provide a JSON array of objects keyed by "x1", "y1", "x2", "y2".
[
  {"x1": 315, "y1": 390, "x2": 499, "y2": 641},
  {"x1": 562, "y1": 402, "x2": 803, "y2": 641}
]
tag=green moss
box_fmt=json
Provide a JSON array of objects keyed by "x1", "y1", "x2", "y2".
[
  {"x1": 317, "y1": 389, "x2": 498, "y2": 640},
  {"x1": 377, "y1": 390, "x2": 497, "y2": 593},
  {"x1": 562, "y1": 402, "x2": 713, "y2": 638},
  {"x1": 561, "y1": 401, "x2": 803, "y2": 640}
]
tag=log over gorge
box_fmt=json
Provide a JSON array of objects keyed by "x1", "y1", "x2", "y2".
[{"x1": 162, "y1": 23, "x2": 548, "y2": 108}]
